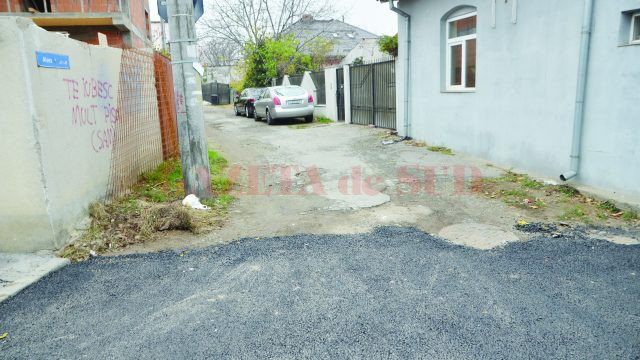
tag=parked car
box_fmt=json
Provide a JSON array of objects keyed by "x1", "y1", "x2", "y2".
[
  {"x1": 234, "y1": 88, "x2": 264, "y2": 118},
  {"x1": 253, "y1": 86, "x2": 314, "y2": 125}
]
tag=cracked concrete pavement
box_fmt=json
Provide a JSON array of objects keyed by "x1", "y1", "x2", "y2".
[{"x1": 117, "y1": 105, "x2": 556, "y2": 254}]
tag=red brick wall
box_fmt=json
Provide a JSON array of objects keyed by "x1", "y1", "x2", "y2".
[
  {"x1": 1, "y1": 0, "x2": 150, "y2": 48},
  {"x1": 128, "y1": 0, "x2": 149, "y2": 38},
  {"x1": 0, "y1": 0, "x2": 25, "y2": 12},
  {"x1": 45, "y1": 26, "x2": 126, "y2": 48},
  {"x1": 49, "y1": 0, "x2": 120, "y2": 13}
]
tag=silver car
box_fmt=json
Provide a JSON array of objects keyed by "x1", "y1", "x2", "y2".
[{"x1": 253, "y1": 86, "x2": 315, "y2": 125}]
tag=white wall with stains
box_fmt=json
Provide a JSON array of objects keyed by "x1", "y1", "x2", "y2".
[{"x1": 0, "y1": 17, "x2": 123, "y2": 252}]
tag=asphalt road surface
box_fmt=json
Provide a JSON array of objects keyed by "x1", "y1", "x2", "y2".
[{"x1": 1, "y1": 227, "x2": 638, "y2": 359}]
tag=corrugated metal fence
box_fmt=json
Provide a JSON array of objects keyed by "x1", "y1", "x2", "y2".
[
  {"x1": 350, "y1": 60, "x2": 396, "y2": 129},
  {"x1": 288, "y1": 74, "x2": 303, "y2": 86},
  {"x1": 310, "y1": 71, "x2": 326, "y2": 105}
]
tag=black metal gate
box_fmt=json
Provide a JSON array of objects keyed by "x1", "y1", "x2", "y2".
[
  {"x1": 336, "y1": 68, "x2": 345, "y2": 121},
  {"x1": 350, "y1": 60, "x2": 396, "y2": 129},
  {"x1": 202, "y1": 82, "x2": 230, "y2": 105},
  {"x1": 288, "y1": 74, "x2": 303, "y2": 86}
]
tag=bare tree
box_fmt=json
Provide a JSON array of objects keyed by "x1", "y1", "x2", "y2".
[
  {"x1": 199, "y1": 39, "x2": 240, "y2": 66},
  {"x1": 199, "y1": 0, "x2": 338, "y2": 50}
]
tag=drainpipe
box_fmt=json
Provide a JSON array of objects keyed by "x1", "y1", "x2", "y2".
[
  {"x1": 388, "y1": 0, "x2": 411, "y2": 138},
  {"x1": 560, "y1": 0, "x2": 595, "y2": 181}
]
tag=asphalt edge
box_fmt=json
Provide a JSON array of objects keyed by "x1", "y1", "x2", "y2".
[{"x1": 0, "y1": 257, "x2": 70, "y2": 304}]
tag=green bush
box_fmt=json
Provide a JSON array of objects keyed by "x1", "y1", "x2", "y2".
[{"x1": 379, "y1": 34, "x2": 399, "y2": 57}]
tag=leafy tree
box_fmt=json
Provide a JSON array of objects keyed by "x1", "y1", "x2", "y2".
[
  {"x1": 379, "y1": 34, "x2": 398, "y2": 57},
  {"x1": 237, "y1": 34, "x2": 332, "y2": 89}
]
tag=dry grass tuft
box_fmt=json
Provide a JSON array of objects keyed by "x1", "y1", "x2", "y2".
[{"x1": 60, "y1": 150, "x2": 234, "y2": 262}]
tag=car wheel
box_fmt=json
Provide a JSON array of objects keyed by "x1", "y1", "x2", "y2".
[
  {"x1": 234, "y1": 106, "x2": 240, "y2": 116},
  {"x1": 254, "y1": 109, "x2": 261, "y2": 122},
  {"x1": 304, "y1": 115, "x2": 313, "y2": 123},
  {"x1": 266, "y1": 109, "x2": 275, "y2": 125}
]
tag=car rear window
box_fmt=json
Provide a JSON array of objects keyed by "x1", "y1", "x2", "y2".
[
  {"x1": 274, "y1": 87, "x2": 306, "y2": 96},
  {"x1": 247, "y1": 89, "x2": 263, "y2": 96}
]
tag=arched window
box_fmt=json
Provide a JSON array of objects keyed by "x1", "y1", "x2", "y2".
[{"x1": 445, "y1": 9, "x2": 477, "y2": 90}]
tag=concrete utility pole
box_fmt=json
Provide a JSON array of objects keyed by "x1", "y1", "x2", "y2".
[{"x1": 167, "y1": 0, "x2": 212, "y2": 198}]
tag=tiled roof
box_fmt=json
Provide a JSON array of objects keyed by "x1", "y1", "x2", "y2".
[{"x1": 282, "y1": 18, "x2": 379, "y2": 57}]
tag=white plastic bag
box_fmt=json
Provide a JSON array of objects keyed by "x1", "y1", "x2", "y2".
[{"x1": 182, "y1": 194, "x2": 209, "y2": 210}]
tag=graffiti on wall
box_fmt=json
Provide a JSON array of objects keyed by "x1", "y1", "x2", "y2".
[{"x1": 63, "y1": 77, "x2": 119, "y2": 153}]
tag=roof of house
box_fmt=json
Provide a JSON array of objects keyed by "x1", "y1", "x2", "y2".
[{"x1": 282, "y1": 15, "x2": 379, "y2": 58}]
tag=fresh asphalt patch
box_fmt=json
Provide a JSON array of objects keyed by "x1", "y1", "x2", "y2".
[{"x1": 0, "y1": 227, "x2": 638, "y2": 359}]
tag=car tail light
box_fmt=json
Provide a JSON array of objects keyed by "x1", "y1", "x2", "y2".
[
  {"x1": 308, "y1": 94, "x2": 314, "y2": 103},
  {"x1": 248, "y1": 98, "x2": 255, "y2": 103},
  {"x1": 273, "y1": 96, "x2": 282, "y2": 106}
]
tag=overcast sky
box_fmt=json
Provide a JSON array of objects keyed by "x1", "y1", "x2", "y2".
[
  {"x1": 330, "y1": 0, "x2": 398, "y2": 36},
  {"x1": 149, "y1": 0, "x2": 398, "y2": 36}
]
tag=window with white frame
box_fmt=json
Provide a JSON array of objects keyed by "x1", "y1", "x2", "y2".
[
  {"x1": 631, "y1": 13, "x2": 640, "y2": 44},
  {"x1": 446, "y1": 12, "x2": 477, "y2": 91}
]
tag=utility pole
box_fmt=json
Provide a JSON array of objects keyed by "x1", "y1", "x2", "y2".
[
  {"x1": 160, "y1": 19, "x2": 166, "y2": 52},
  {"x1": 167, "y1": 0, "x2": 212, "y2": 198}
]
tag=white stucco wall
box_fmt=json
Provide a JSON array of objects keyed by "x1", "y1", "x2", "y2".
[
  {"x1": 0, "y1": 18, "x2": 123, "y2": 252},
  {"x1": 299, "y1": 71, "x2": 327, "y2": 117},
  {"x1": 324, "y1": 67, "x2": 339, "y2": 121},
  {"x1": 343, "y1": 65, "x2": 352, "y2": 124},
  {"x1": 579, "y1": 0, "x2": 640, "y2": 200},
  {"x1": 340, "y1": 38, "x2": 391, "y2": 66},
  {"x1": 396, "y1": 0, "x2": 640, "y2": 201}
]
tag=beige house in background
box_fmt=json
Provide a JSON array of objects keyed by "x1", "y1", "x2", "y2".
[{"x1": 341, "y1": 38, "x2": 392, "y2": 65}]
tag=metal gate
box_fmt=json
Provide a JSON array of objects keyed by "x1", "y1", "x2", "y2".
[
  {"x1": 288, "y1": 74, "x2": 303, "y2": 86},
  {"x1": 202, "y1": 82, "x2": 230, "y2": 105},
  {"x1": 336, "y1": 68, "x2": 345, "y2": 121},
  {"x1": 350, "y1": 60, "x2": 396, "y2": 129}
]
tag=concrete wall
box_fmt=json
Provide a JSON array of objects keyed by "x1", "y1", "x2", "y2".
[
  {"x1": 297, "y1": 71, "x2": 327, "y2": 118},
  {"x1": 1, "y1": 0, "x2": 152, "y2": 48},
  {"x1": 0, "y1": 17, "x2": 122, "y2": 252},
  {"x1": 579, "y1": 0, "x2": 640, "y2": 200},
  {"x1": 324, "y1": 67, "x2": 338, "y2": 121},
  {"x1": 343, "y1": 65, "x2": 352, "y2": 124},
  {"x1": 396, "y1": 0, "x2": 640, "y2": 201}
]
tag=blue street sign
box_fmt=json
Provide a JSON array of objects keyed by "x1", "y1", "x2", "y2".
[
  {"x1": 157, "y1": 0, "x2": 203, "y2": 22},
  {"x1": 35, "y1": 51, "x2": 70, "y2": 69}
]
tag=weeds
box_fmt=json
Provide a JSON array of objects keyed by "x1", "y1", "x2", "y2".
[
  {"x1": 522, "y1": 178, "x2": 544, "y2": 189},
  {"x1": 496, "y1": 171, "x2": 521, "y2": 183},
  {"x1": 405, "y1": 140, "x2": 454, "y2": 155},
  {"x1": 559, "y1": 205, "x2": 586, "y2": 220},
  {"x1": 622, "y1": 211, "x2": 638, "y2": 221},
  {"x1": 288, "y1": 124, "x2": 312, "y2": 129},
  {"x1": 208, "y1": 149, "x2": 228, "y2": 175},
  {"x1": 479, "y1": 169, "x2": 639, "y2": 226},
  {"x1": 288, "y1": 116, "x2": 333, "y2": 129},
  {"x1": 597, "y1": 200, "x2": 620, "y2": 213},
  {"x1": 556, "y1": 185, "x2": 580, "y2": 197},
  {"x1": 427, "y1": 146, "x2": 454, "y2": 156},
  {"x1": 61, "y1": 150, "x2": 235, "y2": 262},
  {"x1": 315, "y1": 116, "x2": 333, "y2": 124}
]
